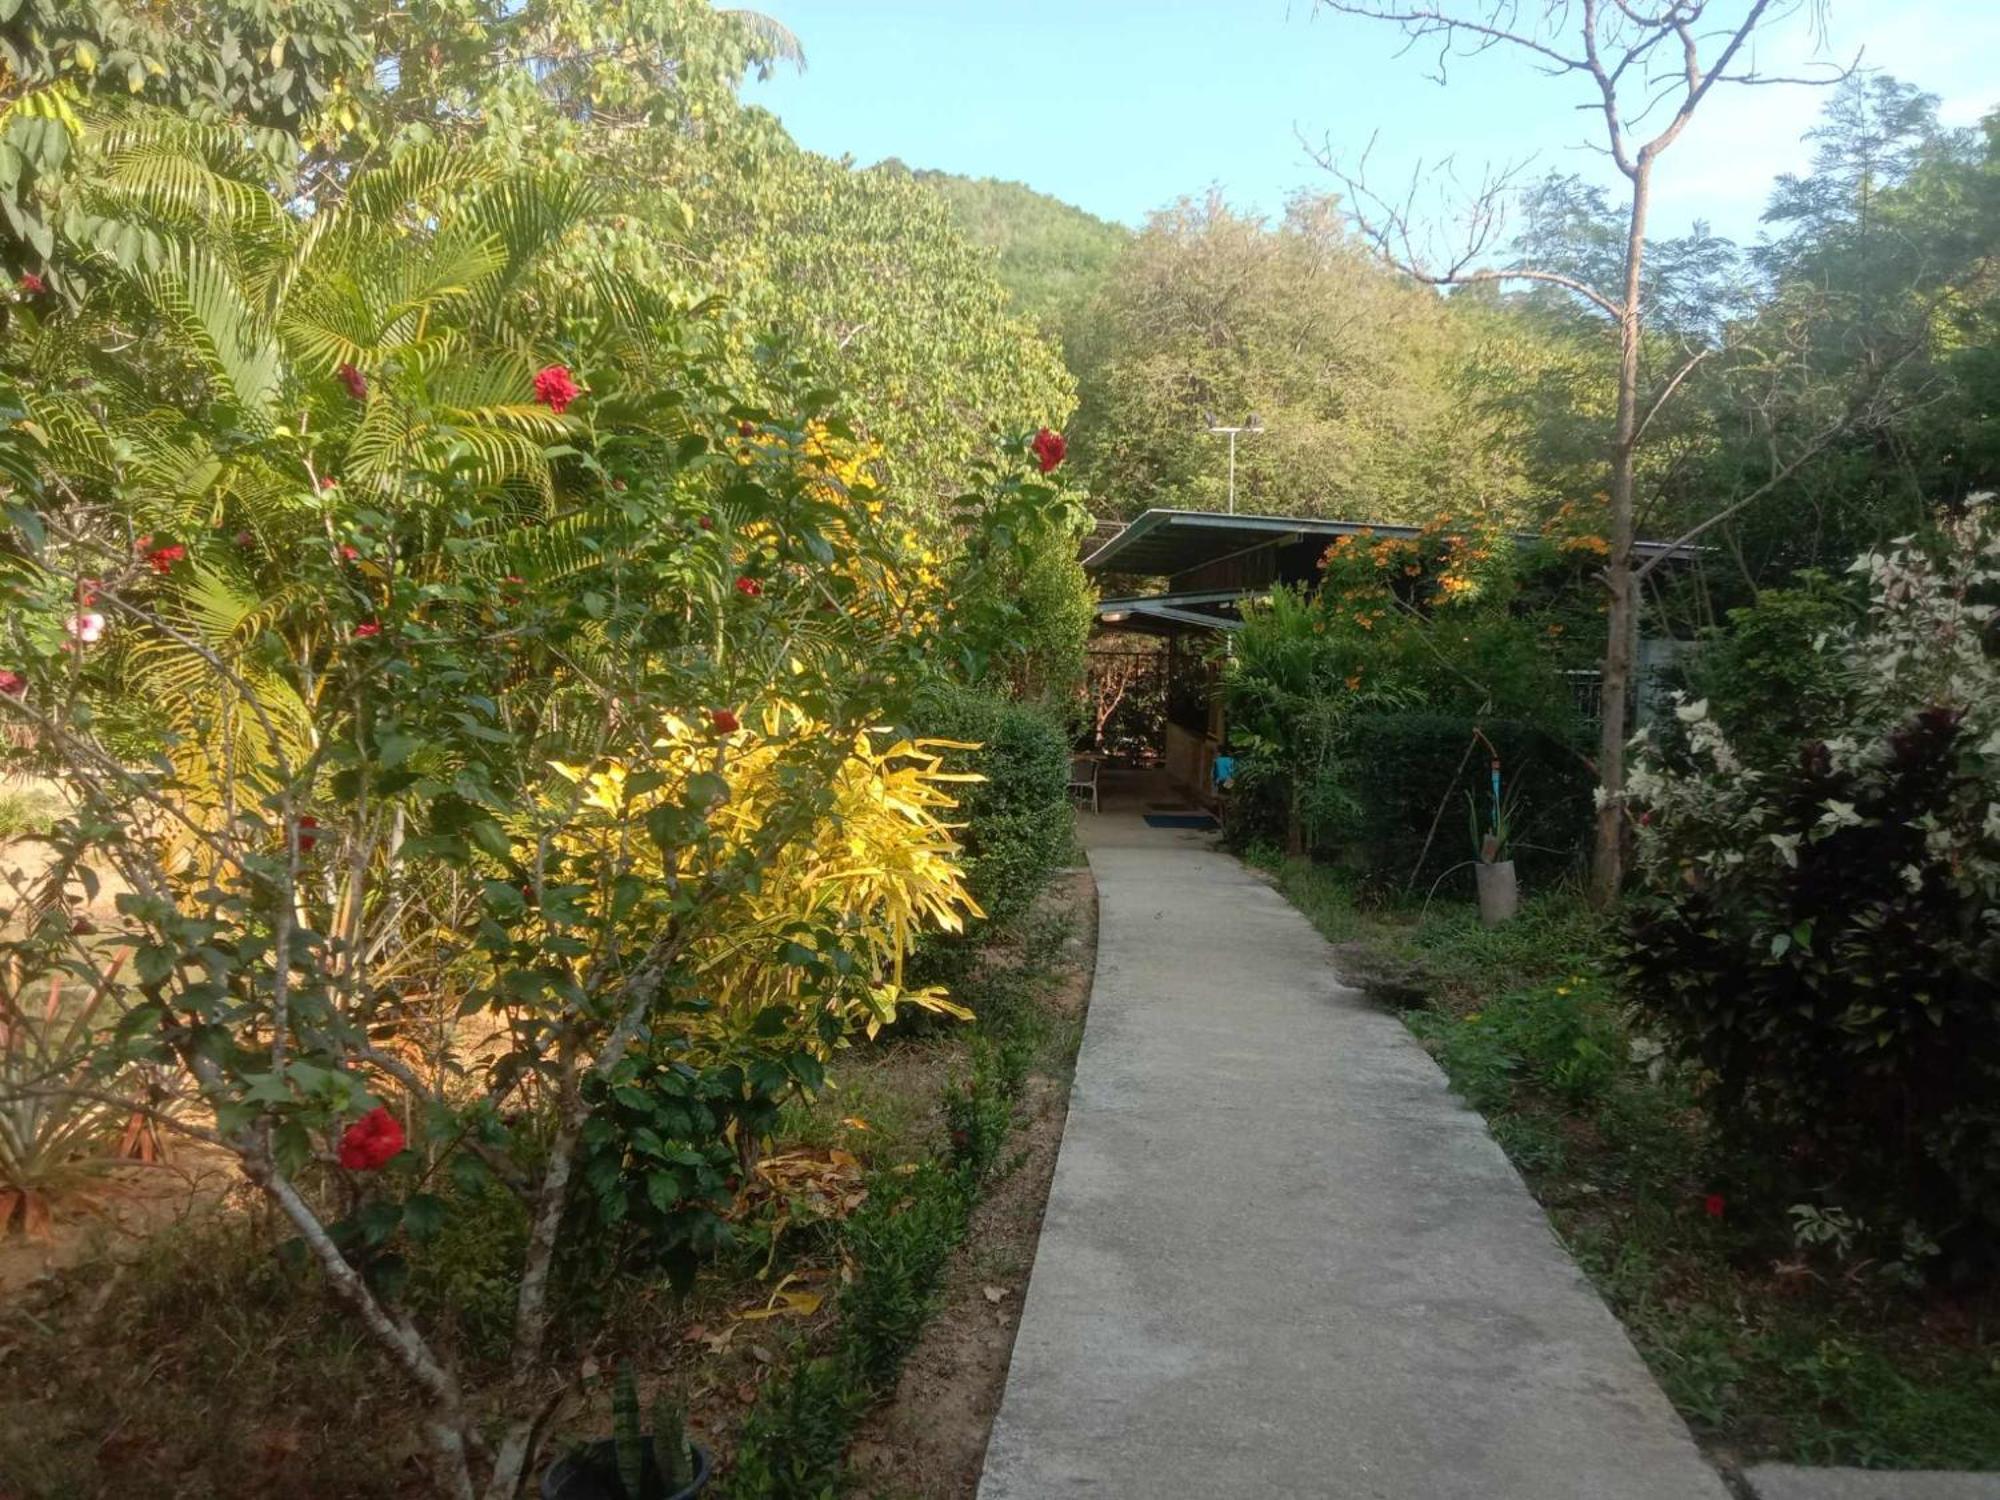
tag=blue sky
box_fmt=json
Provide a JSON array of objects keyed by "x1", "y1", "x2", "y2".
[{"x1": 749, "y1": 1, "x2": 1999, "y2": 248}]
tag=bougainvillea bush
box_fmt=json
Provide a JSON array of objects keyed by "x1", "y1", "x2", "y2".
[
  {"x1": 0, "y1": 116, "x2": 1079, "y2": 1498},
  {"x1": 1623, "y1": 499, "x2": 2000, "y2": 1268}
]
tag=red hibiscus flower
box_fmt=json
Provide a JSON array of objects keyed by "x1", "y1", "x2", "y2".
[
  {"x1": 353, "y1": 620, "x2": 382, "y2": 638},
  {"x1": 19, "y1": 273, "x2": 45, "y2": 295},
  {"x1": 710, "y1": 708, "x2": 740, "y2": 734},
  {"x1": 295, "y1": 814, "x2": 320, "y2": 853},
  {"x1": 0, "y1": 670, "x2": 25, "y2": 696},
  {"x1": 533, "y1": 364, "x2": 580, "y2": 414},
  {"x1": 319, "y1": 475, "x2": 338, "y2": 491},
  {"x1": 1702, "y1": 1193, "x2": 1726, "y2": 1219},
  {"x1": 1031, "y1": 427, "x2": 1067, "y2": 473},
  {"x1": 144, "y1": 542, "x2": 186, "y2": 575},
  {"x1": 336, "y1": 363, "x2": 368, "y2": 401},
  {"x1": 337, "y1": 1106, "x2": 405, "y2": 1171},
  {"x1": 339, "y1": 544, "x2": 359, "y2": 561},
  {"x1": 734, "y1": 576, "x2": 763, "y2": 598}
]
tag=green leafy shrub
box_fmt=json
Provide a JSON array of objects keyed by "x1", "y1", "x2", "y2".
[
  {"x1": 906, "y1": 686, "x2": 1071, "y2": 968},
  {"x1": 1222, "y1": 527, "x2": 1584, "y2": 872},
  {"x1": 1340, "y1": 713, "x2": 1594, "y2": 890},
  {"x1": 1411, "y1": 971, "x2": 1626, "y2": 1114},
  {"x1": 976, "y1": 529, "x2": 1097, "y2": 704},
  {"x1": 839, "y1": 1161, "x2": 975, "y2": 1383},
  {"x1": 1684, "y1": 570, "x2": 1863, "y2": 765},
  {"x1": 565, "y1": 1045, "x2": 772, "y2": 1293},
  {"x1": 1625, "y1": 505, "x2": 2000, "y2": 1264},
  {"x1": 725, "y1": 1158, "x2": 981, "y2": 1499},
  {"x1": 944, "y1": 1044, "x2": 1016, "y2": 1180},
  {"x1": 723, "y1": 1355, "x2": 859, "y2": 1500}
]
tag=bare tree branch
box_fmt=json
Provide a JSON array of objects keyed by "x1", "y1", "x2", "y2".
[{"x1": 1307, "y1": 0, "x2": 1855, "y2": 903}]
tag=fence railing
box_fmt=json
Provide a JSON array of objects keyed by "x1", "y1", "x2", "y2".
[{"x1": 1564, "y1": 669, "x2": 1603, "y2": 724}]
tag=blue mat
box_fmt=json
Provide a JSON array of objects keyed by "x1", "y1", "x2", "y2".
[{"x1": 1144, "y1": 813, "x2": 1219, "y2": 830}]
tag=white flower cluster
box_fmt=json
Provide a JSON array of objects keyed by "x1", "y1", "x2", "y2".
[{"x1": 1633, "y1": 496, "x2": 2000, "y2": 899}]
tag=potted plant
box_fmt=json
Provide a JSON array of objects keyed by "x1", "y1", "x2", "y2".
[
  {"x1": 1467, "y1": 766, "x2": 1519, "y2": 927},
  {"x1": 542, "y1": 1363, "x2": 710, "y2": 1500}
]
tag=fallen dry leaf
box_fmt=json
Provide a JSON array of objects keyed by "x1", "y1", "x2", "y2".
[
  {"x1": 694, "y1": 1323, "x2": 738, "y2": 1354},
  {"x1": 737, "y1": 1270, "x2": 826, "y2": 1322},
  {"x1": 982, "y1": 1285, "x2": 1007, "y2": 1304}
]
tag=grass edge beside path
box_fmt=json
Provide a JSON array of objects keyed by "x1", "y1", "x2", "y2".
[
  {"x1": 1250, "y1": 851, "x2": 2000, "y2": 1478},
  {"x1": 722, "y1": 871, "x2": 1097, "y2": 1500}
]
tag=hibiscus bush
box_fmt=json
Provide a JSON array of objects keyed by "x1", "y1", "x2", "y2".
[
  {"x1": 1623, "y1": 499, "x2": 2000, "y2": 1266},
  {"x1": 0, "y1": 115, "x2": 1081, "y2": 1498}
]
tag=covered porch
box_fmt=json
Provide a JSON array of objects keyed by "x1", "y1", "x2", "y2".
[{"x1": 1083, "y1": 606, "x2": 1232, "y2": 811}]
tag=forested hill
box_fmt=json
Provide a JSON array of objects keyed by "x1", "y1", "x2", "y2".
[
  {"x1": 875, "y1": 83, "x2": 1998, "y2": 586},
  {"x1": 889, "y1": 166, "x2": 1129, "y2": 338}
]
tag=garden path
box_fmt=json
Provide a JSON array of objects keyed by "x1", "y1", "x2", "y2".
[{"x1": 978, "y1": 781, "x2": 1729, "y2": 1499}]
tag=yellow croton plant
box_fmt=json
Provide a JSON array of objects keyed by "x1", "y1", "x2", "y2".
[{"x1": 551, "y1": 704, "x2": 984, "y2": 1054}]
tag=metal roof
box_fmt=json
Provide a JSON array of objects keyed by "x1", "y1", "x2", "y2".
[
  {"x1": 1104, "y1": 592, "x2": 1240, "y2": 632},
  {"x1": 1083, "y1": 508, "x2": 1698, "y2": 578},
  {"x1": 1096, "y1": 587, "x2": 1247, "y2": 613}
]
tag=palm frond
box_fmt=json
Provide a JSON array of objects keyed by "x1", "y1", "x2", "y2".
[
  {"x1": 343, "y1": 147, "x2": 499, "y2": 226},
  {"x1": 458, "y1": 172, "x2": 607, "y2": 319},
  {"x1": 723, "y1": 9, "x2": 809, "y2": 74},
  {"x1": 139, "y1": 244, "x2": 281, "y2": 423}
]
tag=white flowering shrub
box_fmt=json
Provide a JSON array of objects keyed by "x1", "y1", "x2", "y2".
[{"x1": 1623, "y1": 498, "x2": 2000, "y2": 1261}]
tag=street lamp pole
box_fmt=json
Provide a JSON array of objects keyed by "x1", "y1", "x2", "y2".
[{"x1": 1202, "y1": 412, "x2": 1263, "y2": 514}]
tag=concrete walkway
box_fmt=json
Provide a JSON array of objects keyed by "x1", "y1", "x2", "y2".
[{"x1": 979, "y1": 800, "x2": 1729, "y2": 1500}]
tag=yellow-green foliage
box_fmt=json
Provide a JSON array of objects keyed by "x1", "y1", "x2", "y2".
[{"x1": 552, "y1": 712, "x2": 985, "y2": 1053}]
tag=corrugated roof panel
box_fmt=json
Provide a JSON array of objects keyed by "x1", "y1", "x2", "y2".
[{"x1": 1085, "y1": 508, "x2": 1699, "y2": 578}]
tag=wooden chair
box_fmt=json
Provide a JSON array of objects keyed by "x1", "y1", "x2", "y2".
[{"x1": 1067, "y1": 755, "x2": 1100, "y2": 814}]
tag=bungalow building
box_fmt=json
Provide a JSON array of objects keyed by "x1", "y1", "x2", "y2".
[{"x1": 1084, "y1": 508, "x2": 1696, "y2": 805}]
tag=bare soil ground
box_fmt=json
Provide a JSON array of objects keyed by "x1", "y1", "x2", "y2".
[
  {"x1": 843, "y1": 867, "x2": 1098, "y2": 1500},
  {"x1": 0, "y1": 1144, "x2": 240, "y2": 1298}
]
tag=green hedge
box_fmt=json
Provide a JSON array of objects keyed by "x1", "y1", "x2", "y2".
[
  {"x1": 1335, "y1": 712, "x2": 1593, "y2": 891},
  {"x1": 908, "y1": 685, "x2": 1071, "y2": 955},
  {"x1": 723, "y1": 1017, "x2": 1036, "y2": 1497}
]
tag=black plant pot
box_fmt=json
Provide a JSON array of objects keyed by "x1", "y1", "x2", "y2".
[{"x1": 540, "y1": 1439, "x2": 712, "y2": 1500}]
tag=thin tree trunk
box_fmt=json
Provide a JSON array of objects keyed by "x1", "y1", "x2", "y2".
[
  {"x1": 484, "y1": 1099, "x2": 582, "y2": 1499},
  {"x1": 244, "y1": 1154, "x2": 480, "y2": 1500},
  {"x1": 1590, "y1": 159, "x2": 1653, "y2": 908}
]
